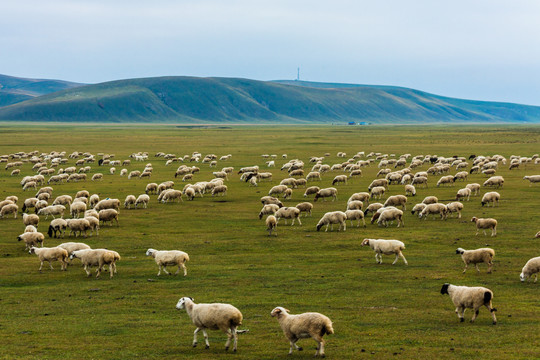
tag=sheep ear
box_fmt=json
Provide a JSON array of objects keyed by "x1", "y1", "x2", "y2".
[
  {"x1": 284, "y1": 308, "x2": 290, "y2": 313},
  {"x1": 189, "y1": 297, "x2": 194, "y2": 301}
]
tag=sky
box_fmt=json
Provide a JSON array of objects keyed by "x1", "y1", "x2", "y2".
[{"x1": 2, "y1": 0, "x2": 540, "y2": 105}]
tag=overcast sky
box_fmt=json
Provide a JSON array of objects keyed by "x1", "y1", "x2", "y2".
[{"x1": 2, "y1": 0, "x2": 540, "y2": 105}]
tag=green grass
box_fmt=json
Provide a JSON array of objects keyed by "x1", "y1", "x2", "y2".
[{"x1": 0, "y1": 124, "x2": 539, "y2": 359}]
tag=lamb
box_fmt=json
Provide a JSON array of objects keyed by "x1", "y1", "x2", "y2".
[
  {"x1": 419, "y1": 203, "x2": 447, "y2": 220},
  {"x1": 314, "y1": 187, "x2": 337, "y2": 202},
  {"x1": 135, "y1": 194, "x2": 150, "y2": 208},
  {"x1": 377, "y1": 208, "x2": 404, "y2": 227},
  {"x1": 275, "y1": 207, "x2": 302, "y2": 226},
  {"x1": 456, "y1": 188, "x2": 471, "y2": 201},
  {"x1": 270, "y1": 307, "x2": 333, "y2": 357},
  {"x1": 17, "y1": 232, "x2": 45, "y2": 250},
  {"x1": 0, "y1": 203, "x2": 18, "y2": 218},
  {"x1": 37, "y1": 205, "x2": 65, "y2": 219},
  {"x1": 361, "y1": 238, "x2": 407, "y2": 265},
  {"x1": 98, "y1": 209, "x2": 119, "y2": 227},
  {"x1": 69, "y1": 248, "x2": 121, "y2": 278},
  {"x1": 303, "y1": 186, "x2": 320, "y2": 197},
  {"x1": 481, "y1": 192, "x2": 500, "y2": 207},
  {"x1": 483, "y1": 176, "x2": 504, "y2": 188},
  {"x1": 23, "y1": 213, "x2": 39, "y2": 227},
  {"x1": 345, "y1": 209, "x2": 366, "y2": 227},
  {"x1": 266, "y1": 215, "x2": 277, "y2": 236},
  {"x1": 175, "y1": 297, "x2": 244, "y2": 352},
  {"x1": 48, "y1": 218, "x2": 68, "y2": 238},
  {"x1": 124, "y1": 195, "x2": 137, "y2": 209},
  {"x1": 440, "y1": 283, "x2": 497, "y2": 324},
  {"x1": 331, "y1": 175, "x2": 347, "y2": 185},
  {"x1": 456, "y1": 248, "x2": 495, "y2": 273},
  {"x1": 295, "y1": 202, "x2": 313, "y2": 217},
  {"x1": 316, "y1": 211, "x2": 347, "y2": 232},
  {"x1": 523, "y1": 175, "x2": 540, "y2": 186},
  {"x1": 404, "y1": 184, "x2": 416, "y2": 196},
  {"x1": 384, "y1": 195, "x2": 407, "y2": 210},
  {"x1": 66, "y1": 218, "x2": 92, "y2": 237},
  {"x1": 29, "y1": 246, "x2": 69, "y2": 271},
  {"x1": 471, "y1": 217, "x2": 497, "y2": 236},
  {"x1": 446, "y1": 202, "x2": 464, "y2": 218},
  {"x1": 520, "y1": 256, "x2": 540, "y2": 282},
  {"x1": 146, "y1": 248, "x2": 190, "y2": 276}
]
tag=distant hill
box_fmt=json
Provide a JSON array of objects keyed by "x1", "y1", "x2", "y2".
[
  {"x1": 0, "y1": 76, "x2": 539, "y2": 123},
  {"x1": 0, "y1": 74, "x2": 84, "y2": 107}
]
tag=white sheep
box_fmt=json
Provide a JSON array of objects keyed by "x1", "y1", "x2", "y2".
[
  {"x1": 57, "y1": 241, "x2": 91, "y2": 255},
  {"x1": 303, "y1": 186, "x2": 320, "y2": 198},
  {"x1": 266, "y1": 215, "x2": 277, "y2": 236},
  {"x1": 175, "y1": 297, "x2": 244, "y2": 352},
  {"x1": 316, "y1": 211, "x2": 347, "y2": 232},
  {"x1": 258, "y1": 204, "x2": 280, "y2": 219},
  {"x1": 331, "y1": 175, "x2": 347, "y2": 185},
  {"x1": 346, "y1": 200, "x2": 363, "y2": 210},
  {"x1": 523, "y1": 175, "x2": 540, "y2": 186},
  {"x1": 70, "y1": 201, "x2": 87, "y2": 218},
  {"x1": 370, "y1": 186, "x2": 386, "y2": 199},
  {"x1": 456, "y1": 188, "x2": 471, "y2": 202},
  {"x1": 0, "y1": 203, "x2": 18, "y2": 218},
  {"x1": 25, "y1": 225, "x2": 37, "y2": 233},
  {"x1": 98, "y1": 209, "x2": 119, "y2": 227},
  {"x1": 94, "y1": 198, "x2": 120, "y2": 212},
  {"x1": 48, "y1": 218, "x2": 68, "y2": 238},
  {"x1": 410, "y1": 203, "x2": 426, "y2": 216},
  {"x1": 146, "y1": 248, "x2": 190, "y2": 276},
  {"x1": 89, "y1": 194, "x2": 100, "y2": 208},
  {"x1": 520, "y1": 256, "x2": 540, "y2": 282},
  {"x1": 364, "y1": 202, "x2": 384, "y2": 216},
  {"x1": 295, "y1": 202, "x2": 313, "y2": 217},
  {"x1": 29, "y1": 246, "x2": 69, "y2": 271},
  {"x1": 18, "y1": 232, "x2": 45, "y2": 250},
  {"x1": 440, "y1": 283, "x2": 497, "y2": 324},
  {"x1": 384, "y1": 195, "x2": 407, "y2": 210},
  {"x1": 70, "y1": 248, "x2": 121, "y2": 278},
  {"x1": 124, "y1": 195, "x2": 137, "y2": 209},
  {"x1": 422, "y1": 196, "x2": 438, "y2": 205},
  {"x1": 314, "y1": 187, "x2": 337, "y2": 202},
  {"x1": 85, "y1": 216, "x2": 100, "y2": 236},
  {"x1": 270, "y1": 307, "x2": 334, "y2": 357},
  {"x1": 419, "y1": 203, "x2": 447, "y2": 220},
  {"x1": 377, "y1": 208, "x2": 404, "y2": 227},
  {"x1": 66, "y1": 218, "x2": 91, "y2": 237},
  {"x1": 135, "y1": 194, "x2": 150, "y2": 208},
  {"x1": 404, "y1": 184, "x2": 416, "y2": 197},
  {"x1": 275, "y1": 207, "x2": 302, "y2": 226},
  {"x1": 446, "y1": 202, "x2": 464, "y2": 219},
  {"x1": 456, "y1": 247, "x2": 495, "y2": 273},
  {"x1": 361, "y1": 238, "x2": 407, "y2": 265},
  {"x1": 345, "y1": 209, "x2": 366, "y2": 227},
  {"x1": 483, "y1": 176, "x2": 504, "y2": 188},
  {"x1": 481, "y1": 192, "x2": 500, "y2": 207},
  {"x1": 471, "y1": 217, "x2": 497, "y2": 236},
  {"x1": 23, "y1": 213, "x2": 39, "y2": 227}
]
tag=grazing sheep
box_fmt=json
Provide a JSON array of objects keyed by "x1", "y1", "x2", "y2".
[
  {"x1": 384, "y1": 195, "x2": 407, "y2": 210},
  {"x1": 52, "y1": 195, "x2": 72, "y2": 206},
  {"x1": 364, "y1": 202, "x2": 384, "y2": 216},
  {"x1": 345, "y1": 209, "x2": 366, "y2": 227},
  {"x1": 377, "y1": 208, "x2": 404, "y2": 227},
  {"x1": 535, "y1": 231, "x2": 540, "y2": 238},
  {"x1": 314, "y1": 187, "x2": 338, "y2": 202},
  {"x1": 98, "y1": 209, "x2": 119, "y2": 227},
  {"x1": 25, "y1": 225, "x2": 37, "y2": 233},
  {"x1": 275, "y1": 207, "x2": 302, "y2": 226},
  {"x1": 437, "y1": 175, "x2": 455, "y2": 187},
  {"x1": 316, "y1": 211, "x2": 347, "y2": 232},
  {"x1": 94, "y1": 198, "x2": 120, "y2": 212},
  {"x1": 348, "y1": 192, "x2": 370, "y2": 204},
  {"x1": 481, "y1": 192, "x2": 500, "y2": 207},
  {"x1": 66, "y1": 218, "x2": 92, "y2": 237},
  {"x1": 422, "y1": 196, "x2": 438, "y2": 205},
  {"x1": 57, "y1": 241, "x2": 91, "y2": 255},
  {"x1": 520, "y1": 257, "x2": 540, "y2": 282},
  {"x1": 346, "y1": 200, "x2": 363, "y2": 211},
  {"x1": 419, "y1": 203, "x2": 447, "y2": 220},
  {"x1": 404, "y1": 184, "x2": 416, "y2": 196},
  {"x1": 89, "y1": 194, "x2": 100, "y2": 208},
  {"x1": 282, "y1": 188, "x2": 293, "y2": 199},
  {"x1": 175, "y1": 297, "x2": 244, "y2": 352},
  {"x1": 370, "y1": 186, "x2": 386, "y2": 199},
  {"x1": 69, "y1": 249, "x2": 120, "y2": 278},
  {"x1": 135, "y1": 194, "x2": 150, "y2": 208},
  {"x1": 271, "y1": 307, "x2": 333, "y2": 358},
  {"x1": 38, "y1": 205, "x2": 65, "y2": 220},
  {"x1": 456, "y1": 188, "x2": 471, "y2": 202},
  {"x1": 440, "y1": 283, "x2": 497, "y2": 324},
  {"x1": 145, "y1": 183, "x2": 158, "y2": 194},
  {"x1": 456, "y1": 248, "x2": 495, "y2": 273},
  {"x1": 22, "y1": 197, "x2": 39, "y2": 213},
  {"x1": 266, "y1": 215, "x2": 277, "y2": 236},
  {"x1": 303, "y1": 186, "x2": 320, "y2": 198},
  {"x1": 410, "y1": 203, "x2": 426, "y2": 216},
  {"x1": 258, "y1": 204, "x2": 280, "y2": 220},
  {"x1": 146, "y1": 248, "x2": 190, "y2": 276},
  {"x1": 17, "y1": 232, "x2": 45, "y2": 250},
  {"x1": 471, "y1": 217, "x2": 497, "y2": 236},
  {"x1": 70, "y1": 201, "x2": 87, "y2": 218},
  {"x1": 48, "y1": 218, "x2": 68, "y2": 238},
  {"x1": 161, "y1": 189, "x2": 183, "y2": 203},
  {"x1": 411, "y1": 176, "x2": 428, "y2": 188},
  {"x1": 85, "y1": 216, "x2": 100, "y2": 236},
  {"x1": 0, "y1": 203, "x2": 18, "y2": 218},
  {"x1": 483, "y1": 176, "x2": 504, "y2": 188},
  {"x1": 124, "y1": 195, "x2": 137, "y2": 209},
  {"x1": 306, "y1": 172, "x2": 322, "y2": 181},
  {"x1": 368, "y1": 179, "x2": 388, "y2": 191},
  {"x1": 331, "y1": 175, "x2": 347, "y2": 185},
  {"x1": 446, "y1": 202, "x2": 464, "y2": 219},
  {"x1": 523, "y1": 175, "x2": 540, "y2": 186},
  {"x1": 361, "y1": 238, "x2": 407, "y2": 265},
  {"x1": 260, "y1": 196, "x2": 283, "y2": 207},
  {"x1": 91, "y1": 173, "x2": 103, "y2": 181},
  {"x1": 295, "y1": 202, "x2": 313, "y2": 217},
  {"x1": 23, "y1": 213, "x2": 39, "y2": 227},
  {"x1": 29, "y1": 246, "x2": 68, "y2": 271}
]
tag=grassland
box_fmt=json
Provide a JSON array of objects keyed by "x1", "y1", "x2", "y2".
[{"x1": 0, "y1": 124, "x2": 539, "y2": 360}]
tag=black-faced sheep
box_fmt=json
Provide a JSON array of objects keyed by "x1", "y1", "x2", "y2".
[
  {"x1": 48, "y1": 218, "x2": 68, "y2": 238},
  {"x1": 440, "y1": 283, "x2": 497, "y2": 324}
]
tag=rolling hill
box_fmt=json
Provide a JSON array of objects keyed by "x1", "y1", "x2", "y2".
[{"x1": 0, "y1": 76, "x2": 539, "y2": 123}]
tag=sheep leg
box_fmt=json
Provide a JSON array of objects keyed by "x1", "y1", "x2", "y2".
[
  {"x1": 224, "y1": 329, "x2": 232, "y2": 351},
  {"x1": 162, "y1": 265, "x2": 170, "y2": 275},
  {"x1": 180, "y1": 263, "x2": 187, "y2": 276},
  {"x1": 192, "y1": 327, "x2": 201, "y2": 347},
  {"x1": 289, "y1": 338, "x2": 302, "y2": 354},
  {"x1": 492, "y1": 227, "x2": 496, "y2": 236},
  {"x1": 475, "y1": 264, "x2": 480, "y2": 273},
  {"x1": 84, "y1": 265, "x2": 92, "y2": 277},
  {"x1": 375, "y1": 253, "x2": 380, "y2": 264},
  {"x1": 392, "y1": 254, "x2": 399, "y2": 265},
  {"x1": 456, "y1": 307, "x2": 465, "y2": 322},
  {"x1": 48, "y1": 261, "x2": 54, "y2": 270},
  {"x1": 470, "y1": 308, "x2": 479, "y2": 323},
  {"x1": 296, "y1": 217, "x2": 302, "y2": 226},
  {"x1": 38, "y1": 261, "x2": 44, "y2": 271},
  {"x1": 462, "y1": 264, "x2": 469, "y2": 273},
  {"x1": 362, "y1": 218, "x2": 366, "y2": 228},
  {"x1": 399, "y1": 252, "x2": 408, "y2": 265}
]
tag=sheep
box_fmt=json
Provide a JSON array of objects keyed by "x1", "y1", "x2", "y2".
[
  {"x1": 269, "y1": 185, "x2": 289, "y2": 197},
  {"x1": 483, "y1": 176, "x2": 504, "y2": 188},
  {"x1": 175, "y1": 297, "x2": 244, "y2": 352},
  {"x1": 69, "y1": 249, "x2": 120, "y2": 278},
  {"x1": 270, "y1": 307, "x2": 333, "y2": 357},
  {"x1": 53, "y1": 195, "x2": 72, "y2": 206},
  {"x1": 361, "y1": 238, "x2": 407, "y2": 265},
  {"x1": 85, "y1": 216, "x2": 100, "y2": 236},
  {"x1": 364, "y1": 202, "x2": 384, "y2": 216},
  {"x1": 146, "y1": 248, "x2": 190, "y2": 276},
  {"x1": 348, "y1": 192, "x2": 370, "y2": 204},
  {"x1": 536, "y1": 231, "x2": 540, "y2": 238},
  {"x1": 99, "y1": 209, "x2": 119, "y2": 227},
  {"x1": 295, "y1": 202, "x2": 313, "y2": 217},
  {"x1": 29, "y1": 246, "x2": 68, "y2": 271},
  {"x1": 124, "y1": 195, "x2": 137, "y2": 209},
  {"x1": 303, "y1": 186, "x2": 320, "y2": 198},
  {"x1": 346, "y1": 200, "x2": 363, "y2": 210},
  {"x1": 57, "y1": 242, "x2": 91, "y2": 256},
  {"x1": 453, "y1": 171, "x2": 468, "y2": 182},
  {"x1": 17, "y1": 232, "x2": 45, "y2": 250},
  {"x1": 66, "y1": 218, "x2": 92, "y2": 237},
  {"x1": 412, "y1": 175, "x2": 428, "y2": 188},
  {"x1": 419, "y1": 203, "x2": 447, "y2": 220},
  {"x1": 0, "y1": 203, "x2": 18, "y2": 219},
  {"x1": 70, "y1": 201, "x2": 87, "y2": 218},
  {"x1": 22, "y1": 197, "x2": 39, "y2": 213},
  {"x1": 145, "y1": 183, "x2": 158, "y2": 194},
  {"x1": 314, "y1": 187, "x2": 337, "y2": 202},
  {"x1": 48, "y1": 218, "x2": 68, "y2": 238},
  {"x1": 520, "y1": 256, "x2": 540, "y2": 282},
  {"x1": 456, "y1": 188, "x2": 471, "y2": 201},
  {"x1": 370, "y1": 186, "x2": 386, "y2": 199},
  {"x1": 422, "y1": 196, "x2": 438, "y2": 205},
  {"x1": 440, "y1": 283, "x2": 497, "y2": 324},
  {"x1": 481, "y1": 192, "x2": 500, "y2": 207},
  {"x1": 345, "y1": 209, "x2": 366, "y2": 227},
  {"x1": 89, "y1": 194, "x2": 100, "y2": 208},
  {"x1": 6, "y1": 195, "x2": 18, "y2": 203},
  {"x1": 377, "y1": 208, "x2": 404, "y2": 227},
  {"x1": 266, "y1": 215, "x2": 277, "y2": 236},
  {"x1": 260, "y1": 196, "x2": 283, "y2": 207},
  {"x1": 37, "y1": 205, "x2": 65, "y2": 220},
  {"x1": 437, "y1": 175, "x2": 455, "y2": 187},
  {"x1": 161, "y1": 189, "x2": 183, "y2": 203},
  {"x1": 275, "y1": 207, "x2": 302, "y2": 226},
  {"x1": 135, "y1": 194, "x2": 150, "y2": 208},
  {"x1": 410, "y1": 203, "x2": 426, "y2": 215},
  {"x1": 94, "y1": 198, "x2": 120, "y2": 212},
  {"x1": 316, "y1": 211, "x2": 347, "y2": 232},
  {"x1": 523, "y1": 175, "x2": 540, "y2": 186},
  {"x1": 445, "y1": 201, "x2": 464, "y2": 219},
  {"x1": 404, "y1": 184, "x2": 416, "y2": 196},
  {"x1": 368, "y1": 179, "x2": 388, "y2": 191},
  {"x1": 23, "y1": 213, "x2": 39, "y2": 227},
  {"x1": 306, "y1": 171, "x2": 321, "y2": 181},
  {"x1": 471, "y1": 217, "x2": 497, "y2": 236},
  {"x1": 25, "y1": 225, "x2": 37, "y2": 233},
  {"x1": 384, "y1": 195, "x2": 407, "y2": 210},
  {"x1": 85, "y1": 209, "x2": 99, "y2": 219},
  {"x1": 332, "y1": 175, "x2": 347, "y2": 185},
  {"x1": 456, "y1": 248, "x2": 495, "y2": 273}
]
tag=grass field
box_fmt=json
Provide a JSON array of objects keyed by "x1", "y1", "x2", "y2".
[{"x1": 0, "y1": 124, "x2": 539, "y2": 360}]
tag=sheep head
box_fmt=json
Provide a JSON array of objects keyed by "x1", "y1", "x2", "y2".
[
  {"x1": 176, "y1": 297, "x2": 194, "y2": 310},
  {"x1": 270, "y1": 307, "x2": 289, "y2": 317},
  {"x1": 440, "y1": 283, "x2": 450, "y2": 295}
]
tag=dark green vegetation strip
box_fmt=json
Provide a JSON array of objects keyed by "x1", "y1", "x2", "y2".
[{"x1": 0, "y1": 125, "x2": 539, "y2": 359}]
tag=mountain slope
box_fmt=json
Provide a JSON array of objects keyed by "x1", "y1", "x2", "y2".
[{"x1": 0, "y1": 76, "x2": 539, "y2": 123}]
